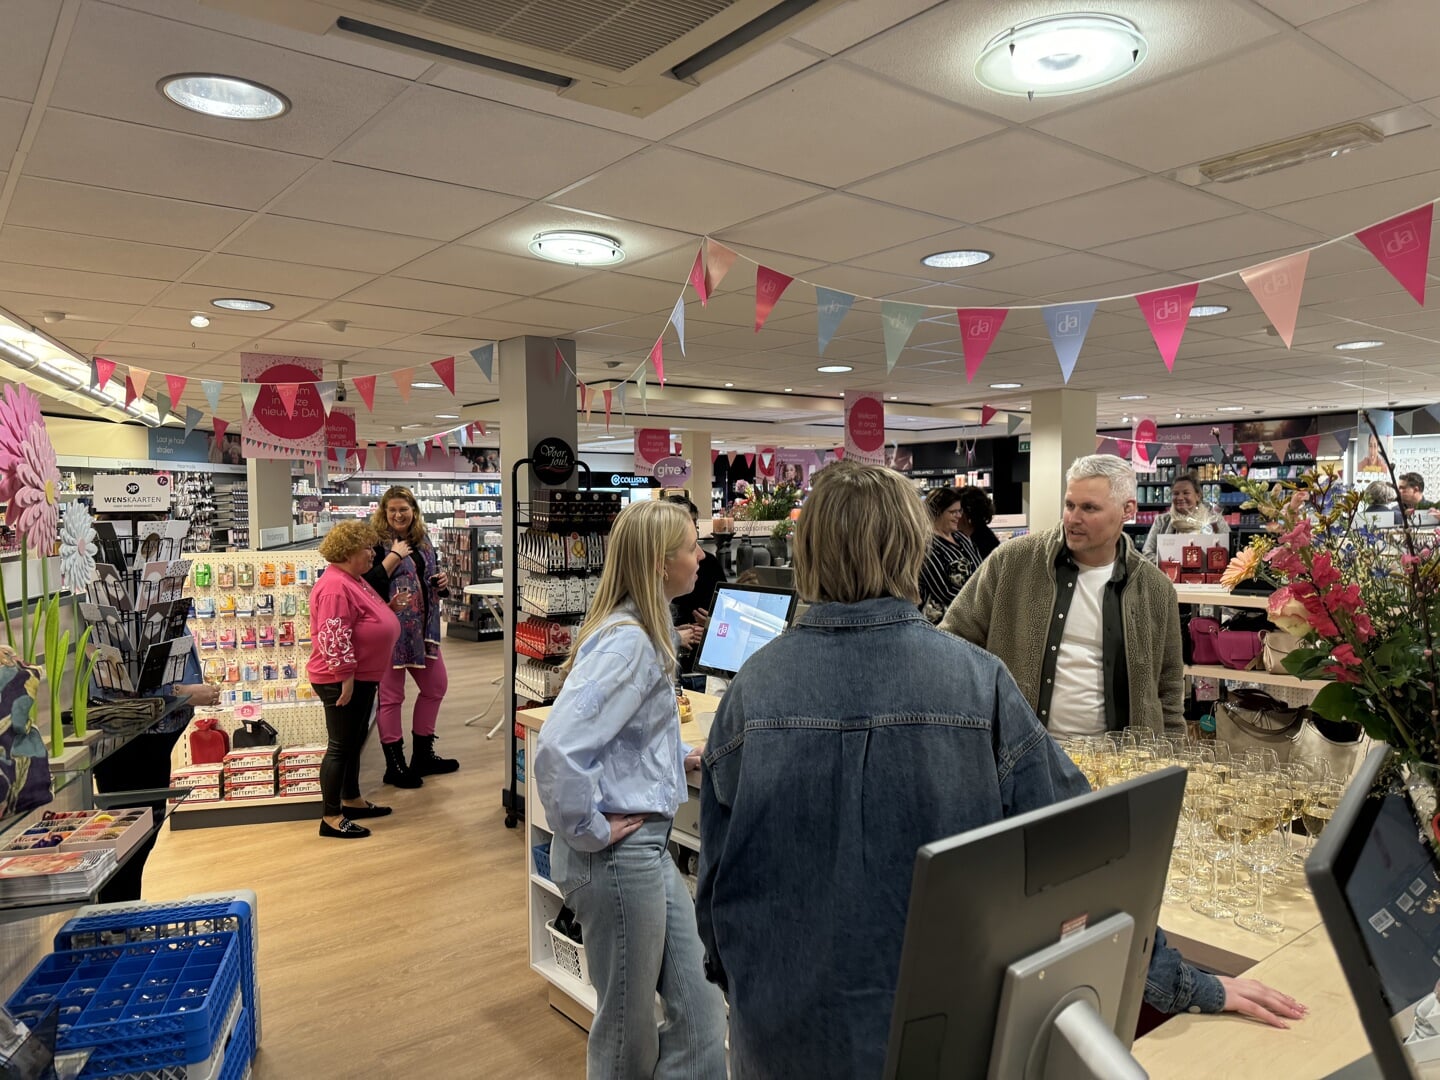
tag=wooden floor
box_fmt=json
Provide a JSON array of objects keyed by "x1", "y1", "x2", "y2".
[{"x1": 144, "y1": 639, "x2": 589, "y2": 1078}]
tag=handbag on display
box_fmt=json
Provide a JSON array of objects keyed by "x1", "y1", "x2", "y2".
[
  {"x1": 1292, "y1": 716, "x2": 1370, "y2": 782},
  {"x1": 1261, "y1": 630, "x2": 1304, "y2": 675},
  {"x1": 1216, "y1": 689, "x2": 1303, "y2": 761},
  {"x1": 1187, "y1": 617, "x2": 1222, "y2": 665},
  {"x1": 1214, "y1": 630, "x2": 1264, "y2": 671},
  {"x1": 232, "y1": 717, "x2": 279, "y2": 748},
  {"x1": 189, "y1": 717, "x2": 229, "y2": 764}
]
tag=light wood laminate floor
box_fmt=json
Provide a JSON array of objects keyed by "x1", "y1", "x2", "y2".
[{"x1": 144, "y1": 639, "x2": 589, "y2": 1078}]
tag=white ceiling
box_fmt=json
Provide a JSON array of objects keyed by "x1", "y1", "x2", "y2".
[{"x1": 0, "y1": 0, "x2": 1436, "y2": 451}]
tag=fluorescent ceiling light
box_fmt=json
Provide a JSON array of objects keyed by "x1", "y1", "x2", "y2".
[
  {"x1": 1334, "y1": 340, "x2": 1384, "y2": 351},
  {"x1": 1216, "y1": 406, "x2": 1245, "y2": 412},
  {"x1": 434, "y1": 413, "x2": 459, "y2": 420},
  {"x1": 1198, "y1": 122, "x2": 1382, "y2": 184},
  {"x1": 975, "y1": 14, "x2": 1147, "y2": 98},
  {"x1": 990, "y1": 382, "x2": 1023, "y2": 389},
  {"x1": 784, "y1": 388, "x2": 793, "y2": 392},
  {"x1": 412, "y1": 381, "x2": 444, "y2": 389},
  {"x1": 190, "y1": 314, "x2": 210, "y2": 328},
  {"x1": 817, "y1": 364, "x2": 853, "y2": 373},
  {"x1": 212, "y1": 297, "x2": 273, "y2": 311},
  {"x1": 529, "y1": 231, "x2": 625, "y2": 266},
  {"x1": 160, "y1": 74, "x2": 288, "y2": 120},
  {"x1": 922, "y1": 250, "x2": 992, "y2": 269},
  {"x1": 1118, "y1": 394, "x2": 1149, "y2": 401},
  {"x1": 1190, "y1": 305, "x2": 1229, "y2": 317},
  {"x1": 724, "y1": 382, "x2": 734, "y2": 388}
]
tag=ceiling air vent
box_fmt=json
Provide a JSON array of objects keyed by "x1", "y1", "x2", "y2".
[{"x1": 204, "y1": 0, "x2": 841, "y2": 116}]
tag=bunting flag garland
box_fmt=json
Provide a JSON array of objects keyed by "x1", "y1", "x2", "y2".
[
  {"x1": 165, "y1": 374, "x2": 187, "y2": 410},
  {"x1": 129, "y1": 368, "x2": 150, "y2": 401},
  {"x1": 704, "y1": 239, "x2": 738, "y2": 296},
  {"x1": 1301, "y1": 434, "x2": 1320, "y2": 457},
  {"x1": 1331, "y1": 428, "x2": 1352, "y2": 457},
  {"x1": 392, "y1": 369, "x2": 413, "y2": 403},
  {"x1": 711, "y1": 450, "x2": 719, "y2": 464},
  {"x1": 202, "y1": 379, "x2": 223, "y2": 414},
  {"x1": 93, "y1": 357, "x2": 116, "y2": 393},
  {"x1": 1145, "y1": 441, "x2": 1162, "y2": 463},
  {"x1": 688, "y1": 248, "x2": 709, "y2": 306},
  {"x1": 355, "y1": 446, "x2": 367, "y2": 470},
  {"x1": 603, "y1": 388, "x2": 613, "y2": 432},
  {"x1": 1095, "y1": 437, "x2": 1115, "y2": 455},
  {"x1": 276, "y1": 383, "x2": 300, "y2": 418},
  {"x1": 754, "y1": 266, "x2": 794, "y2": 332},
  {"x1": 1397, "y1": 410, "x2": 1415, "y2": 436},
  {"x1": 335, "y1": 446, "x2": 348, "y2": 471},
  {"x1": 375, "y1": 441, "x2": 388, "y2": 467},
  {"x1": 743, "y1": 453, "x2": 755, "y2": 468},
  {"x1": 431, "y1": 356, "x2": 456, "y2": 394},
  {"x1": 353, "y1": 375, "x2": 377, "y2": 412},
  {"x1": 956, "y1": 309, "x2": 1008, "y2": 383},
  {"x1": 1177, "y1": 444, "x2": 1194, "y2": 469},
  {"x1": 980, "y1": 405, "x2": 997, "y2": 427},
  {"x1": 183, "y1": 407, "x2": 203, "y2": 438},
  {"x1": 212, "y1": 417, "x2": 229, "y2": 443},
  {"x1": 669, "y1": 297, "x2": 686, "y2": 356},
  {"x1": 155, "y1": 391, "x2": 171, "y2": 422},
  {"x1": 577, "y1": 381, "x2": 589, "y2": 415},
  {"x1": 389, "y1": 446, "x2": 402, "y2": 471},
  {"x1": 1007, "y1": 414, "x2": 1024, "y2": 436},
  {"x1": 815, "y1": 287, "x2": 855, "y2": 355},
  {"x1": 1239, "y1": 442, "x2": 1259, "y2": 465},
  {"x1": 239, "y1": 382, "x2": 260, "y2": 418},
  {"x1": 880, "y1": 301, "x2": 925, "y2": 374},
  {"x1": 455, "y1": 426, "x2": 469, "y2": 448},
  {"x1": 727, "y1": 451, "x2": 737, "y2": 466},
  {"x1": 315, "y1": 381, "x2": 337, "y2": 415},
  {"x1": 471, "y1": 344, "x2": 494, "y2": 381},
  {"x1": 649, "y1": 339, "x2": 665, "y2": 386},
  {"x1": 1115, "y1": 438, "x2": 1133, "y2": 459},
  {"x1": 555, "y1": 344, "x2": 565, "y2": 379},
  {"x1": 1042, "y1": 302, "x2": 1098, "y2": 384},
  {"x1": 1356, "y1": 204, "x2": 1433, "y2": 306},
  {"x1": 1240, "y1": 251, "x2": 1310, "y2": 348},
  {"x1": 616, "y1": 382, "x2": 628, "y2": 422},
  {"x1": 833, "y1": 447, "x2": 844, "y2": 461},
  {"x1": 1136, "y1": 283, "x2": 1199, "y2": 371},
  {"x1": 1426, "y1": 405, "x2": 1440, "y2": 427},
  {"x1": 638, "y1": 370, "x2": 648, "y2": 412}
]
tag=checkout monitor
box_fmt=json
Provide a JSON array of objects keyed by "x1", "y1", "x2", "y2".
[
  {"x1": 694, "y1": 583, "x2": 797, "y2": 679},
  {"x1": 884, "y1": 768, "x2": 1186, "y2": 1080},
  {"x1": 1307, "y1": 745, "x2": 1440, "y2": 1078}
]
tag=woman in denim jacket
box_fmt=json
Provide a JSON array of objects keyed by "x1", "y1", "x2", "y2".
[
  {"x1": 535, "y1": 500, "x2": 727, "y2": 1080},
  {"x1": 696, "y1": 462, "x2": 1303, "y2": 1079}
]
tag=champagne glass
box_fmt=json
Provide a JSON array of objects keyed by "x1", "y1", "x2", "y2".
[
  {"x1": 1190, "y1": 796, "x2": 1237, "y2": 919},
  {"x1": 1236, "y1": 826, "x2": 1288, "y2": 936}
]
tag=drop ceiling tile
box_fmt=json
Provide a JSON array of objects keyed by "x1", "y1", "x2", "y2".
[
  {"x1": 793, "y1": 265, "x2": 935, "y2": 300},
  {"x1": 878, "y1": 283, "x2": 1024, "y2": 309},
  {"x1": 261, "y1": 322, "x2": 402, "y2": 349},
  {"x1": 25, "y1": 111, "x2": 313, "y2": 211},
  {"x1": 0, "y1": 227, "x2": 202, "y2": 280},
  {"x1": 457, "y1": 204, "x2": 690, "y2": 267},
  {"x1": 479, "y1": 298, "x2": 634, "y2": 335},
  {"x1": 1267, "y1": 170, "x2": 1440, "y2": 231},
  {"x1": 304, "y1": 303, "x2": 458, "y2": 334},
  {"x1": 107, "y1": 326, "x2": 250, "y2": 351},
  {"x1": 539, "y1": 274, "x2": 688, "y2": 315},
  {"x1": 789, "y1": 0, "x2": 944, "y2": 55},
  {"x1": 186, "y1": 254, "x2": 372, "y2": 299},
  {"x1": 400, "y1": 247, "x2": 589, "y2": 295},
  {"x1": 338, "y1": 86, "x2": 646, "y2": 199},
  {"x1": 1094, "y1": 214, "x2": 1327, "y2": 269},
  {"x1": 222, "y1": 217, "x2": 439, "y2": 275},
  {"x1": 848, "y1": 226, "x2": 1069, "y2": 281},
  {"x1": 0, "y1": 3, "x2": 58, "y2": 100},
  {"x1": 1305, "y1": 0, "x2": 1440, "y2": 101},
  {"x1": 7, "y1": 178, "x2": 252, "y2": 249},
  {"x1": 403, "y1": 320, "x2": 568, "y2": 345},
  {"x1": 1253, "y1": 0, "x2": 1370, "y2": 23},
  {"x1": 957, "y1": 252, "x2": 1156, "y2": 300},
  {"x1": 555, "y1": 147, "x2": 823, "y2": 234},
  {"x1": 1034, "y1": 38, "x2": 1402, "y2": 173},
  {"x1": 0, "y1": 292, "x2": 141, "y2": 329},
  {"x1": 721, "y1": 194, "x2": 956, "y2": 264},
  {"x1": 985, "y1": 179, "x2": 1236, "y2": 250},
  {"x1": 341, "y1": 278, "x2": 519, "y2": 317},
  {"x1": 0, "y1": 264, "x2": 167, "y2": 305},
  {"x1": 0, "y1": 98, "x2": 27, "y2": 165}
]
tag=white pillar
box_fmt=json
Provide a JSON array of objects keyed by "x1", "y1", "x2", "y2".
[
  {"x1": 246, "y1": 457, "x2": 293, "y2": 549},
  {"x1": 1028, "y1": 389, "x2": 1097, "y2": 534},
  {"x1": 680, "y1": 430, "x2": 712, "y2": 509}
]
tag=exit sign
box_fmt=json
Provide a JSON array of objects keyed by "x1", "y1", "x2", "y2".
[{"x1": 1018, "y1": 439, "x2": 1030, "y2": 453}]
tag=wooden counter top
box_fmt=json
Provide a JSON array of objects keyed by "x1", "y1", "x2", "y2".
[{"x1": 518, "y1": 692, "x2": 720, "y2": 748}]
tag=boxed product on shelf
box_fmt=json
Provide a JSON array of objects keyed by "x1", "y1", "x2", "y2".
[
  {"x1": 172, "y1": 764, "x2": 224, "y2": 788},
  {"x1": 278, "y1": 745, "x2": 326, "y2": 767},
  {"x1": 529, "y1": 490, "x2": 621, "y2": 533},
  {"x1": 0, "y1": 808, "x2": 154, "y2": 862},
  {"x1": 279, "y1": 764, "x2": 319, "y2": 781},
  {"x1": 515, "y1": 659, "x2": 565, "y2": 701},
  {"x1": 515, "y1": 617, "x2": 574, "y2": 660},
  {"x1": 279, "y1": 779, "x2": 321, "y2": 797},
  {"x1": 223, "y1": 746, "x2": 280, "y2": 768}
]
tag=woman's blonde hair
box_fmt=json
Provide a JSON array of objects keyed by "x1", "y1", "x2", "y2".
[
  {"x1": 319, "y1": 520, "x2": 381, "y2": 564},
  {"x1": 794, "y1": 460, "x2": 927, "y2": 604},
  {"x1": 562, "y1": 500, "x2": 693, "y2": 678},
  {"x1": 371, "y1": 486, "x2": 429, "y2": 547}
]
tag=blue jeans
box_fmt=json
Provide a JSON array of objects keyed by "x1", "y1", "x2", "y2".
[{"x1": 552, "y1": 819, "x2": 728, "y2": 1080}]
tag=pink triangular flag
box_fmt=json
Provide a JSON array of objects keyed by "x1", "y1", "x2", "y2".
[
  {"x1": 688, "y1": 248, "x2": 708, "y2": 306},
  {"x1": 276, "y1": 383, "x2": 300, "y2": 418},
  {"x1": 705, "y1": 240, "x2": 738, "y2": 296},
  {"x1": 1135, "y1": 283, "x2": 1199, "y2": 371},
  {"x1": 93, "y1": 357, "x2": 116, "y2": 393},
  {"x1": 431, "y1": 435, "x2": 444, "y2": 451},
  {"x1": 212, "y1": 416, "x2": 228, "y2": 443},
  {"x1": 392, "y1": 368, "x2": 413, "y2": 402},
  {"x1": 1096, "y1": 436, "x2": 1107, "y2": 452},
  {"x1": 578, "y1": 381, "x2": 589, "y2": 414},
  {"x1": 389, "y1": 446, "x2": 401, "y2": 470},
  {"x1": 354, "y1": 375, "x2": 377, "y2": 412},
  {"x1": 1301, "y1": 434, "x2": 1320, "y2": 457},
  {"x1": 727, "y1": 451, "x2": 737, "y2": 466},
  {"x1": 1356, "y1": 203, "x2": 1433, "y2": 306},
  {"x1": 1115, "y1": 438, "x2": 1133, "y2": 459},
  {"x1": 165, "y1": 373, "x2": 188, "y2": 410},
  {"x1": 1177, "y1": 443, "x2": 1194, "y2": 469},
  {"x1": 981, "y1": 405, "x2": 997, "y2": 427},
  {"x1": 603, "y1": 388, "x2": 613, "y2": 432},
  {"x1": 1240, "y1": 442, "x2": 1259, "y2": 465},
  {"x1": 743, "y1": 453, "x2": 755, "y2": 468},
  {"x1": 356, "y1": 446, "x2": 368, "y2": 470},
  {"x1": 431, "y1": 356, "x2": 456, "y2": 394},
  {"x1": 477, "y1": 421, "x2": 487, "y2": 438},
  {"x1": 649, "y1": 339, "x2": 665, "y2": 386},
  {"x1": 754, "y1": 266, "x2": 794, "y2": 332},
  {"x1": 129, "y1": 368, "x2": 150, "y2": 400},
  {"x1": 956, "y1": 309, "x2": 1008, "y2": 383},
  {"x1": 711, "y1": 449, "x2": 719, "y2": 463},
  {"x1": 833, "y1": 447, "x2": 844, "y2": 461},
  {"x1": 1240, "y1": 251, "x2": 1310, "y2": 348}
]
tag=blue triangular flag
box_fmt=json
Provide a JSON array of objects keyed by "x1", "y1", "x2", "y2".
[
  {"x1": 202, "y1": 379, "x2": 223, "y2": 414},
  {"x1": 670, "y1": 297, "x2": 686, "y2": 356},
  {"x1": 335, "y1": 446, "x2": 348, "y2": 471},
  {"x1": 1330, "y1": 428, "x2": 1351, "y2": 457},
  {"x1": 183, "y1": 406, "x2": 203, "y2": 438},
  {"x1": 880, "y1": 301, "x2": 925, "y2": 374},
  {"x1": 1043, "y1": 302, "x2": 1098, "y2": 384},
  {"x1": 470, "y1": 344, "x2": 494, "y2": 381},
  {"x1": 815, "y1": 287, "x2": 855, "y2": 355}
]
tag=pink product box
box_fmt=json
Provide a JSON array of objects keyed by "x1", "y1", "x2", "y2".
[
  {"x1": 224, "y1": 766, "x2": 277, "y2": 785},
  {"x1": 279, "y1": 780, "x2": 321, "y2": 796},
  {"x1": 226, "y1": 782, "x2": 277, "y2": 800},
  {"x1": 279, "y1": 765, "x2": 320, "y2": 781},
  {"x1": 279, "y1": 746, "x2": 326, "y2": 767},
  {"x1": 173, "y1": 787, "x2": 222, "y2": 804},
  {"x1": 223, "y1": 746, "x2": 281, "y2": 767}
]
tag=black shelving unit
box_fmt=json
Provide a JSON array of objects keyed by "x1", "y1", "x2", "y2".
[{"x1": 439, "y1": 524, "x2": 503, "y2": 641}]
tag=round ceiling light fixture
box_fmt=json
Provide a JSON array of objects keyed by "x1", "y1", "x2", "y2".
[
  {"x1": 189, "y1": 314, "x2": 210, "y2": 328},
  {"x1": 922, "y1": 249, "x2": 992, "y2": 269},
  {"x1": 817, "y1": 364, "x2": 853, "y2": 373},
  {"x1": 529, "y1": 230, "x2": 626, "y2": 266},
  {"x1": 724, "y1": 382, "x2": 734, "y2": 387},
  {"x1": 160, "y1": 74, "x2": 289, "y2": 120},
  {"x1": 434, "y1": 413, "x2": 460, "y2": 420},
  {"x1": 1190, "y1": 304, "x2": 1229, "y2": 317},
  {"x1": 975, "y1": 14, "x2": 1148, "y2": 98},
  {"x1": 1334, "y1": 340, "x2": 1384, "y2": 351},
  {"x1": 211, "y1": 297, "x2": 274, "y2": 311}
]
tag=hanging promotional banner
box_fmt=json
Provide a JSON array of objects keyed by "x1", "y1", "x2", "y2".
[
  {"x1": 634, "y1": 428, "x2": 671, "y2": 476},
  {"x1": 1356, "y1": 204, "x2": 1433, "y2": 306},
  {"x1": 844, "y1": 391, "x2": 886, "y2": 466},
  {"x1": 241, "y1": 354, "x2": 326, "y2": 459},
  {"x1": 326, "y1": 407, "x2": 357, "y2": 449},
  {"x1": 815, "y1": 287, "x2": 855, "y2": 355},
  {"x1": 956, "y1": 309, "x2": 1008, "y2": 383},
  {"x1": 1135, "y1": 283, "x2": 1198, "y2": 371},
  {"x1": 1354, "y1": 410, "x2": 1393, "y2": 479},
  {"x1": 1043, "y1": 301, "x2": 1097, "y2": 384}
]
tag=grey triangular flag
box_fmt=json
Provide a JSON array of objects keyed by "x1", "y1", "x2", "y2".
[
  {"x1": 316, "y1": 381, "x2": 337, "y2": 416},
  {"x1": 239, "y1": 382, "x2": 261, "y2": 418},
  {"x1": 1396, "y1": 410, "x2": 1415, "y2": 435},
  {"x1": 183, "y1": 406, "x2": 203, "y2": 438},
  {"x1": 670, "y1": 297, "x2": 686, "y2": 356},
  {"x1": 470, "y1": 344, "x2": 493, "y2": 381},
  {"x1": 202, "y1": 379, "x2": 223, "y2": 414},
  {"x1": 1007, "y1": 414, "x2": 1023, "y2": 436},
  {"x1": 155, "y1": 390, "x2": 172, "y2": 422},
  {"x1": 616, "y1": 382, "x2": 628, "y2": 422}
]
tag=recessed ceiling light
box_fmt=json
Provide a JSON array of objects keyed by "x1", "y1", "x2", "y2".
[
  {"x1": 211, "y1": 297, "x2": 273, "y2": 312},
  {"x1": 1190, "y1": 304, "x2": 1229, "y2": 317},
  {"x1": 435, "y1": 413, "x2": 459, "y2": 420},
  {"x1": 817, "y1": 364, "x2": 853, "y2": 373},
  {"x1": 1216, "y1": 406, "x2": 1245, "y2": 412},
  {"x1": 529, "y1": 230, "x2": 625, "y2": 266},
  {"x1": 1334, "y1": 340, "x2": 1384, "y2": 351},
  {"x1": 189, "y1": 314, "x2": 209, "y2": 328},
  {"x1": 975, "y1": 14, "x2": 1147, "y2": 98},
  {"x1": 401, "y1": 423, "x2": 423, "y2": 429},
  {"x1": 990, "y1": 381, "x2": 1023, "y2": 389},
  {"x1": 724, "y1": 382, "x2": 734, "y2": 388},
  {"x1": 160, "y1": 74, "x2": 288, "y2": 120},
  {"x1": 784, "y1": 388, "x2": 793, "y2": 392},
  {"x1": 1118, "y1": 394, "x2": 1148, "y2": 401},
  {"x1": 922, "y1": 250, "x2": 993, "y2": 269},
  {"x1": 889, "y1": 395, "x2": 899, "y2": 400},
  {"x1": 412, "y1": 381, "x2": 444, "y2": 389}
]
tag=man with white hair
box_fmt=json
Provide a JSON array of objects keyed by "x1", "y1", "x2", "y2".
[{"x1": 941, "y1": 453, "x2": 1183, "y2": 738}]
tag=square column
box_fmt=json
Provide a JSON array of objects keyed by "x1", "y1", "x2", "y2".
[{"x1": 1028, "y1": 389, "x2": 1097, "y2": 534}]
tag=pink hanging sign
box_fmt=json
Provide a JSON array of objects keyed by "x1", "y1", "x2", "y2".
[
  {"x1": 956, "y1": 309, "x2": 1008, "y2": 383},
  {"x1": 1135, "y1": 283, "x2": 1199, "y2": 371},
  {"x1": 1356, "y1": 203, "x2": 1433, "y2": 306},
  {"x1": 1239, "y1": 251, "x2": 1310, "y2": 348}
]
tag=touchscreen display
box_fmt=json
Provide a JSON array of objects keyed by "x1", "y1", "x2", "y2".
[{"x1": 695, "y1": 587, "x2": 793, "y2": 676}]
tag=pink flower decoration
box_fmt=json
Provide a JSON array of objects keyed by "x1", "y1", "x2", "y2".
[
  {"x1": 1326, "y1": 583, "x2": 1363, "y2": 615},
  {"x1": 1353, "y1": 612, "x2": 1375, "y2": 642},
  {"x1": 1323, "y1": 663, "x2": 1362, "y2": 684},
  {"x1": 1280, "y1": 520, "x2": 1313, "y2": 548},
  {"x1": 0, "y1": 384, "x2": 44, "y2": 507},
  {"x1": 1331, "y1": 642, "x2": 1360, "y2": 668},
  {"x1": 6, "y1": 422, "x2": 60, "y2": 553},
  {"x1": 1268, "y1": 586, "x2": 1312, "y2": 636},
  {"x1": 1310, "y1": 552, "x2": 1341, "y2": 591},
  {"x1": 1299, "y1": 592, "x2": 1339, "y2": 637}
]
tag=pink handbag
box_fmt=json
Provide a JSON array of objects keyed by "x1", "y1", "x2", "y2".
[
  {"x1": 1214, "y1": 630, "x2": 1264, "y2": 671},
  {"x1": 1187, "y1": 617, "x2": 1222, "y2": 665}
]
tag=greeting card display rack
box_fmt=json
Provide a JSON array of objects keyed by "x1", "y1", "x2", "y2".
[{"x1": 439, "y1": 524, "x2": 504, "y2": 641}]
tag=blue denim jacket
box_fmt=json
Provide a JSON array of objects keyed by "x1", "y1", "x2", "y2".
[
  {"x1": 534, "y1": 606, "x2": 688, "y2": 853},
  {"x1": 696, "y1": 597, "x2": 1222, "y2": 1078}
]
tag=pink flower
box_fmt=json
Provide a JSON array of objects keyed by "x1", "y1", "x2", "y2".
[
  {"x1": 1266, "y1": 546, "x2": 1306, "y2": 577},
  {"x1": 0, "y1": 384, "x2": 43, "y2": 507},
  {"x1": 1268, "y1": 586, "x2": 1312, "y2": 636},
  {"x1": 1280, "y1": 520, "x2": 1313, "y2": 548},
  {"x1": 1299, "y1": 592, "x2": 1339, "y2": 637},
  {"x1": 1310, "y1": 553, "x2": 1341, "y2": 590},
  {"x1": 5, "y1": 422, "x2": 60, "y2": 554},
  {"x1": 1331, "y1": 643, "x2": 1360, "y2": 668},
  {"x1": 1323, "y1": 663, "x2": 1362, "y2": 684},
  {"x1": 1326, "y1": 583, "x2": 1363, "y2": 616},
  {"x1": 1353, "y1": 612, "x2": 1375, "y2": 642}
]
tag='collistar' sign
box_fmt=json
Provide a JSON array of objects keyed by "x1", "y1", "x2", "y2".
[{"x1": 652, "y1": 456, "x2": 692, "y2": 487}]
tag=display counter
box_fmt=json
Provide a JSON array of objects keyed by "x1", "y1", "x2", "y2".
[{"x1": 516, "y1": 697, "x2": 1372, "y2": 1073}]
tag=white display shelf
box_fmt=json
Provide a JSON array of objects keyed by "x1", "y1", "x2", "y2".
[
  {"x1": 1182, "y1": 664, "x2": 1328, "y2": 690},
  {"x1": 531, "y1": 873, "x2": 561, "y2": 899},
  {"x1": 1172, "y1": 586, "x2": 1270, "y2": 609},
  {"x1": 532, "y1": 960, "x2": 597, "y2": 1011},
  {"x1": 171, "y1": 793, "x2": 321, "y2": 813}
]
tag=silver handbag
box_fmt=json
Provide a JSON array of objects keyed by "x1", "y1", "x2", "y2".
[
  {"x1": 1261, "y1": 629, "x2": 1304, "y2": 675},
  {"x1": 1292, "y1": 718, "x2": 1370, "y2": 782},
  {"x1": 1216, "y1": 689, "x2": 1303, "y2": 762}
]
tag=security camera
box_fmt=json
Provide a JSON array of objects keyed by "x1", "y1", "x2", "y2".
[{"x1": 335, "y1": 382, "x2": 348, "y2": 403}]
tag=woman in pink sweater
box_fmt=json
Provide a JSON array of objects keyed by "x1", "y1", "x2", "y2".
[{"x1": 308, "y1": 521, "x2": 404, "y2": 839}]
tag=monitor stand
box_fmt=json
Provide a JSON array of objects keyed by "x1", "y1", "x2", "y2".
[{"x1": 989, "y1": 913, "x2": 1148, "y2": 1080}]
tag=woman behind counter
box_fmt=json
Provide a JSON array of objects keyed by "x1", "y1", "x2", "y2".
[
  {"x1": 917, "y1": 487, "x2": 978, "y2": 623},
  {"x1": 1141, "y1": 474, "x2": 1229, "y2": 563}
]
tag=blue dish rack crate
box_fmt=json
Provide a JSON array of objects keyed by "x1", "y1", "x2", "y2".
[
  {"x1": 6, "y1": 933, "x2": 241, "y2": 1078},
  {"x1": 532, "y1": 842, "x2": 552, "y2": 881},
  {"x1": 55, "y1": 892, "x2": 261, "y2": 1053}
]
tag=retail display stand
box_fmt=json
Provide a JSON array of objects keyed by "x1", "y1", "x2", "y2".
[{"x1": 439, "y1": 524, "x2": 504, "y2": 641}]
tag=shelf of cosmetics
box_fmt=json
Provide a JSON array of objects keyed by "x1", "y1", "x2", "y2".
[{"x1": 1062, "y1": 732, "x2": 1345, "y2": 937}]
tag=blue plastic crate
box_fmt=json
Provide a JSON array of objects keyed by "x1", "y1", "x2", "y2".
[
  {"x1": 216, "y1": 1006, "x2": 251, "y2": 1080},
  {"x1": 56, "y1": 894, "x2": 260, "y2": 1051},
  {"x1": 532, "y1": 842, "x2": 552, "y2": 881},
  {"x1": 8, "y1": 933, "x2": 241, "y2": 1077}
]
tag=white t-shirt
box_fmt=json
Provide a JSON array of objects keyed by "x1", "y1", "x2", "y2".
[{"x1": 1046, "y1": 562, "x2": 1113, "y2": 738}]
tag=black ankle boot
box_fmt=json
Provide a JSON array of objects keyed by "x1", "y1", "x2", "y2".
[
  {"x1": 411, "y1": 733, "x2": 460, "y2": 776},
  {"x1": 381, "y1": 739, "x2": 424, "y2": 788}
]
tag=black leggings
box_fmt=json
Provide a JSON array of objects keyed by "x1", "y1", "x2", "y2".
[
  {"x1": 91, "y1": 726, "x2": 186, "y2": 903},
  {"x1": 313, "y1": 680, "x2": 378, "y2": 817}
]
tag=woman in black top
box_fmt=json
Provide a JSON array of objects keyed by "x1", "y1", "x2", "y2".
[
  {"x1": 918, "y1": 488, "x2": 978, "y2": 623},
  {"x1": 958, "y1": 486, "x2": 1001, "y2": 559}
]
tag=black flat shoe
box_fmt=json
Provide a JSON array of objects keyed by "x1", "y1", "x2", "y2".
[
  {"x1": 320, "y1": 819, "x2": 371, "y2": 839},
  {"x1": 341, "y1": 801, "x2": 392, "y2": 819}
]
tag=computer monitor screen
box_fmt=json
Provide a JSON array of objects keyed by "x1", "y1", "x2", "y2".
[
  {"x1": 751, "y1": 565, "x2": 794, "y2": 590},
  {"x1": 1308, "y1": 746, "x2": 1440, "y2": 1078},
  {"x1": 694, "y1": 583, "x2": 797, "y2": 678},
  {"x1": 884, "y1": 768, "x2": 1186, "y2": 1079}
]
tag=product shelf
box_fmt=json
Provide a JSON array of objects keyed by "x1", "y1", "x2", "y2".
[
  {"x1": 531, "y1": 873, "x2": 562, "y2": 899},
  {"x1": 1182, "y1": 663, "x2": 1328, "y2": 690}
]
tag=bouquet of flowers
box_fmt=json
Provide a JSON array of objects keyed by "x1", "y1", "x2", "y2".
[{"x1": 731, "y1": 481, "x2": 801, "y2": 522}]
